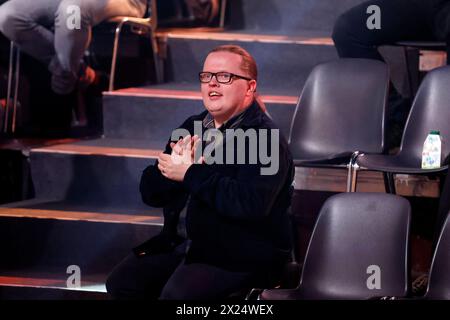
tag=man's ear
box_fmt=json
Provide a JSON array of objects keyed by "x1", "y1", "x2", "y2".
[{"x1": 247, "y1": 79, "x2": 257, "y2": 95}]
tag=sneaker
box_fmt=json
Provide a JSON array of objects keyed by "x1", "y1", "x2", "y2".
[{"x1": 411, "y1": 273, "x2": 429, "y2": 296}]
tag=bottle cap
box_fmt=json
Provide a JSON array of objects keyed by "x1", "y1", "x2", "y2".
[{"x1": 430, "y1": 130, "x2": 440, "y2": 135}]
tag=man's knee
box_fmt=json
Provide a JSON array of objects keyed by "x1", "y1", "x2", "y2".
[{"x1": 0, "y1": 4, "x2": 26, "y2": 43}]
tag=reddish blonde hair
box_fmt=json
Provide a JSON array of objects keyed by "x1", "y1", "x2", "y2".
[{"x1": 207, "y1": 45, "x2": 266, "y2": 112}]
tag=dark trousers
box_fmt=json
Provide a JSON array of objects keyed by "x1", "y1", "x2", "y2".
[
  {"x1": 106, "y1": 241, "x2": 277, "y2": 300},
  {"x1": 332, "y1": 0, "x2": 438, "y2": 61}
]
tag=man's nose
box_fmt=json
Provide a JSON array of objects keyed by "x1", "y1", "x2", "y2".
[{"x1": 209, "y1": 75, "x2": 220, "y2": 86}]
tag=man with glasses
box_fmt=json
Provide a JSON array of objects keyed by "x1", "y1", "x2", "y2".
[{"x1": 106, "y1": 45, "x2": 294, "y2": 300}]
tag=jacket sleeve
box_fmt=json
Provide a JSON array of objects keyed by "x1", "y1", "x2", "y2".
[
  {"x1": 139, "y1": 117, "x2": 195, "y2": 207},
  {"x1": 139, "y1": 142, "x2": 187, "y2": 207},
  {"x1": 182, "y1": 138, "x2": 293, "y2": 221}
]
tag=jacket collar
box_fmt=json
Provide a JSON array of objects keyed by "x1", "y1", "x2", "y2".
[{"x1": 202, "y1": 100, "x2": 264, "y2": 131}]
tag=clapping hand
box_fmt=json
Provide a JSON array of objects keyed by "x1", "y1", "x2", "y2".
[{"x1": 158, "y1": 135, "x2": 203, "y2": 181}]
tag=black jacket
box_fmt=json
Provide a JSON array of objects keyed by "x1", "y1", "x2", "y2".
[{"x1": 139, "y1": 101, "x2": 294, "y2": 272}]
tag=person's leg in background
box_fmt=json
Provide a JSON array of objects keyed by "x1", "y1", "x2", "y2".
[
  {"x1": 332, "y1": 0, "x2": 435, "y2": 150},
  {"x1": 0, "y1": 0, "x2": 59, "y2": 65},
  {"x1": 332, "y1": 0, "x2": 433, "y2": 61},
  {"x1": 0, "y1": 0, "x2": 147, "y2": 95},
  {"x1": 0, "y1": 0, "x2": 74, "y2": 136},
  {"x1": 51, "y1": 0, "x2": 147, "y2": 94}
]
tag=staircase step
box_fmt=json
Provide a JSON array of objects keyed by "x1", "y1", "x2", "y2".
[
  {"x1": 103, "y1": 84, "x2": 297, "y2": 141},
  {"x1": 0, "y1": 270, "x2": 106, "y2": 292},
  {"x1": 157, "y1": 29, "x2": 334, "y2": 45},
  {"x1": 0, "y1": 138, "x2": 80, "y2": 152},
  {"x1": 0, "y1": 269, "x2": 109, "y2": 300},
  {"x1": 225, "y1": 0, "x2": 366, "y2": 34},
  {"x1": 0, "y1": 199, "x2": 163, "y2": 225},
  {"x1": 161, "y1": 32, "x2": 338, "y2": 92},
  {"x1": 27, "y1": 138, "x2": 441, "y2": 199},
  {"x1": 31, "y1": 138, "x2": 160, "y2": 159},
  {"x1": 28, "y1": 138, "x2": 160, "y2": 205},
  {"x1": 0, "y1": 199, "x2": 162, "y2": 272},
  {"x1": 156, "y1": 29, "x2": 413, "y2": 97}
]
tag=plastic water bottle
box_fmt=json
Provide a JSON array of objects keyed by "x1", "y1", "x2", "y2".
[{"x1": 421, "y1": 130, "x2": 442, "y2": 169}]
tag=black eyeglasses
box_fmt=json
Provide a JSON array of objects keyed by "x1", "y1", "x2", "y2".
[{"x1": 198, "y1": 72, "x2": 252, "y2": 84}]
